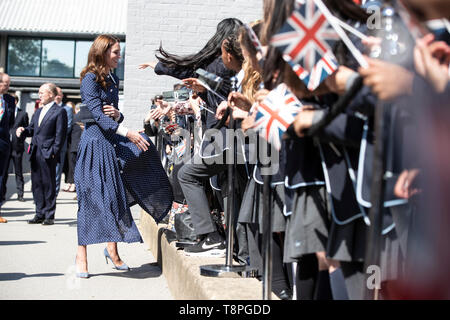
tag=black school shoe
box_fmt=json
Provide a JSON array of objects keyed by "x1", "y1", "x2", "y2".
[
  {"x1": 28, "y1": 216, "x2": 45, "y2": 224},
  {"x1": 42, "y1": 219, "x2": 54, "y2": 225},
  {"x1": 184, "y1": 232, "x2": 226, "y2": 257}
]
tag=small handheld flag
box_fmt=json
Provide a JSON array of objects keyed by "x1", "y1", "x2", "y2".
[
  {"x1": 252, "y1": 83, "x2": 303, "y2": 151},
  {"x1": 174, "y1": 139, "x2": 187, "y2": 158},
  {"x1": 244, "y1": 23, "x2": 263, "y2": 54},
  {"x1": 270, "y1": 0, "x2": 340, "y2": 91}
]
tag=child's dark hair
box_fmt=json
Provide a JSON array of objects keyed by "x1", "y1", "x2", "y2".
[{"x1": 156, "y1": 18, "x2": 243, "y2": 70}]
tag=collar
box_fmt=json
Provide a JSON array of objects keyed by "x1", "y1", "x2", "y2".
[
  {"x1": 43, "y1": 102, "x2": 54, "y2": 109},
  {"x1": 108, "y1": 71, "x2": 117, "y2": 85},
  {"x1": 236, "y1": 69, "x2": 245, "y2": 89}
]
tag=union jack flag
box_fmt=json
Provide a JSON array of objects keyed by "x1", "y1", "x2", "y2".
[
  {"x1": 244, "y1": 23, "x2": 263, "y2": 54},
  {"x1": 174, "y1": 139, "x2": 187, "y2": 158},
  {"x1": 270, "y1": 0, "x2": 340, "y2": 91},
  {"x1": 253, "y1": 84, "x2": 303, "y2": 151}
]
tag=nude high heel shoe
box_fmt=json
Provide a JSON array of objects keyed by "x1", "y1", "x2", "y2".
[{"x1": 103, "y1": 248, "x2": 130, "y2": 271}]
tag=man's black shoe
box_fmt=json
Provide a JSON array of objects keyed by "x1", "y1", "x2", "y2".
[
  {"x1": 17, "y1": 196, "x2": 25, "y2": 202},
  {"x1": 275, "y1": 289, "x2": 293, "y2": 300},
  {"x1": 184, "y1": 232, "x2": 225, "y2": 257},
  {"x1": 42, "y1": 219, "x2": 54, "y2": 226},
  {"x1": 28, "y1": 216, "x2": 45, "y2": 224}
]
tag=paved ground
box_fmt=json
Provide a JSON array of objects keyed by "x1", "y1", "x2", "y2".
[{"x1": 0, "y1": 173, "x2": 173, "y2": 300}]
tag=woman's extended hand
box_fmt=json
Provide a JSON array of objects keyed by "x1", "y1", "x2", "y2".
[
  {"x1": 182, "y1": 78, "x2": 206, "y2": 93},
  {"x1": 127, "y1": 130, "x2": 150, "y2": 152},
  {"x1": 189, "y1": 95, "x2": 203, "y2": 116},
  {"x1": 145, "y1": 107, "x2": 164, "y2": 122},
  {"x1": 254, "y1": 89, "x2": 270, "y2": 104},
  {"x1": 232, "y1": 108, "x2": 249, "y2": 120},
  {"x1": 215, "y1": 101, "x2": 229, "y2": 120},
  {"x1": 16, "y1": 127, "x2": 25, "y2": 138},
  {"x1": 414, "y1": 34, "x2": 450, "y2": 93},
  {"x1": 241, "y1": 112, "x2": 256, "y2": 132},
  {"x1": 325, "y1": 65, "x2": 357, "y2": 94},
  {"x1": 394, "y1": 169, "x2": 421, "y2": 199},
  {"x1": 102, "y1": 105, "x2": 120, "y2": 119},
  {"x1": 138, "y1": 61, "x2": 157, "y2": 70},
  {"x1": 228, "y1": 92, "x2": 252, "y2": 112},
  {"x1": 359, "y1": 57, "x2": 414, "y2": 101},
  {"x1": 292, "y1": 107, "x2": 316, "y2": 138}
]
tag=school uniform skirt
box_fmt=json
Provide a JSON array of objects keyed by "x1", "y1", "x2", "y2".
[
  {"x1": 238, "y1": 178, "x2": 286, "y2": 233},
  {"x1": 283, "y1": 185, "x2": 329, "y2": 263}
]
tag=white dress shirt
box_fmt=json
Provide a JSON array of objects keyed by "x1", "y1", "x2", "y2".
[{"x1": 38, "y1": 102, "x2": 54, "y2": 126}]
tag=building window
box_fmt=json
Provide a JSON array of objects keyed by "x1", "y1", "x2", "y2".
[
  {"x1": 7, "y1": 36, "x2": 125, "y2": 80},
  {"x1": 41, "y1": 39, "x2": 75, "y2": 78},
  {"x1": 74, "y1": 40, "x2": 93, "y2": 78},
  {"x1": 116, "y1": 41, "x2": 126, "y2": 80},
  {"x1": 7, "y1": 38, "x2": 41, "y2": 76}
]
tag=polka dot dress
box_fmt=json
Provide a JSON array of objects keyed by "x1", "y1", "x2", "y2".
[{"x1": 75, "y1": 73, "x2": 173, "y2": 246}]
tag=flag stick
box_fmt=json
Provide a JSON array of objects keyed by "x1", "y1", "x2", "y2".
[
  {"x1": 244, "y1": 23, "x2": 263, "y2": 54},
  {"x1": 262, "y1": 172, "x2": 273, "y2": 300},
  {"x1": 196, "y1": 78, "x2": 227, "y2": 101},
  {"x1": 363, "y1": 101, "x2": 387, "y2": 300},
  {"x1": 314, "y1": 0, "x2": 369, "y2": 69},
  {"x1": 331, "y1": 16, "x2": 370, "y2": 41}
]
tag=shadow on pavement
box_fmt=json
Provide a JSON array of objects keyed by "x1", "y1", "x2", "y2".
[
  {"x1": 0, "y1": 241, "x2": 46, "y2": 246},
  {"x1": 6, "y1": 218, "x2": 77, "y2": 226},
  {"x1": 53, "y1": 219, "x2": 77, "y2": 226},
  {"x1": 91, "y1": 262, "x2": 162, "y2": 279},
  {"x1": 0, "y1": 272, "x2": 64, "y2": 281},
  {"x1": 0, "y1": 209, "x2": 35, "y2": 218}
]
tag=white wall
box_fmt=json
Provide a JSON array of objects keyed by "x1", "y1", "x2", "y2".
[{"x1": 123, "y1": 0, "x2": 263, "y2": 130}]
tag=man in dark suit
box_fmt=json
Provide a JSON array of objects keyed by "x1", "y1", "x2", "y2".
[
  {"x1": 0, "y1": 72, "x2": 15, "y2": 223},
  {"x1": 1, "y1": 94, "x2": 29, "y2": 202},
  {"x1": 16, "y1": 83, "x2": 67, "y2": 225}
]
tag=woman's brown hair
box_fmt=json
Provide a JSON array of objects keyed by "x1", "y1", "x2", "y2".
[{"x1": 80, "y1": 34, "x2": 120, "y2": 89}]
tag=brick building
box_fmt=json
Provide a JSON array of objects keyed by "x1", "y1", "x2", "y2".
[{"x1": 122, "y1": 0, "x2": 263, "y2": 130}]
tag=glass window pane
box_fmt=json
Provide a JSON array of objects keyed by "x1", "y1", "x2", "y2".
[
  {"x1": 41, "y1": 39, "x2": 75, "y2": 77},
  {"x1": 7, "y1": 38, "x2": 41, "y2": 76},
  {"x1": 116, "y1": 41, "x2": 125, "y2": 80},
  {"x1": 75, "y1": 41, "x2": 92, "y2": 78}
]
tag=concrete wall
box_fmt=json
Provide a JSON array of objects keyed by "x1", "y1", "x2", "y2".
[{"x1": 123, "y1": 0, "x2": 263, "y2": 130}]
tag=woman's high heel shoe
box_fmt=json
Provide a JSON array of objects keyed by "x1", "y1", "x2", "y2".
[
  {"x1": 103, "y1": 248, "x2": 130, "y2": 270},
  {"x1": 75, "y1": 258, "x2": 89, "y2": 279}
]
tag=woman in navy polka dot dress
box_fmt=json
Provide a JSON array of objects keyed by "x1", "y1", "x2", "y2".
[{"x1": 74, "y1": 35, "x2": 173, "y2": 278}]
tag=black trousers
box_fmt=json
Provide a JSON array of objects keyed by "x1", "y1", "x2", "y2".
[
  {"x1": 1, "y1": 150, "x2": 25, "y2": 199},
  {"x1": 0, "y1": 144, "x2": 10, "y2": 206},
  {"x1": 31, "y1": 148, "x2": 57, "y2": 220},
  {"x1": 177, "y1": 152, "x2": 227, "y2": 236},
  {"x1": 66, "y1": 151, "x2": 77, "y2": 184}
]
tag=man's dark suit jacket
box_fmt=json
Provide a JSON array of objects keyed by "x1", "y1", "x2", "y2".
[
  {"x1": 0, "y1": 94, "x2": 15, "y2": 154},
  {"x1": 0, "y1": 94, "x2": 16, "y2": 205},
  {"x1": 21, "y1": 103, "x2": 67, "y2": 219},
  {"x1": 23, "y1": 103, "x2": 67, "y2": 161}
]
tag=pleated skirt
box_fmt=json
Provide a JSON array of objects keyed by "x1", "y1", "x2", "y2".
[
  {"x1": 283, "y1": 185, "x2": 329, "y2": 263},
  {"x1": 75, "y1": 124, "x2": 142, "y2": 245}
]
